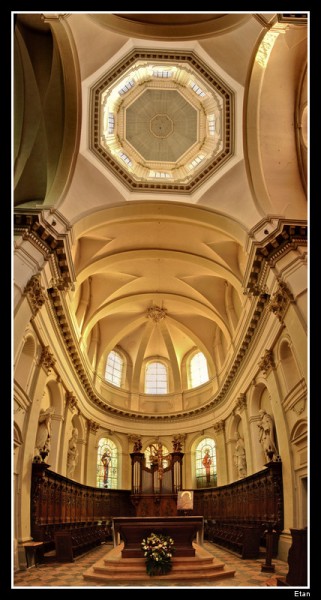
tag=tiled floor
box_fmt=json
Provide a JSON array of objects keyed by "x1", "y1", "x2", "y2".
[{"x1": 13, "y1": 541, "x2": 291, "y2": 589}]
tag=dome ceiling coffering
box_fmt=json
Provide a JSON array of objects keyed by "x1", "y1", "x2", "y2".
[{"x1": 90, "y1": 50, "x2": 234, "y2": 193}]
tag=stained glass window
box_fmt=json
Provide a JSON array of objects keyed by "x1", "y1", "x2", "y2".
[
  {"x1": 196, "y1": 437, "x2": 217, "y2": 488},
  {"x1": 145, "y1": 361, "x2": 168, "y2": 394},
  {"x1": 97, "y1": 438, "x2": 117, "y2": 489},
  {"x1": 189, "y1": 351, "x2": 209, "y2": 388},
  {"x1": 105, "y1": 350, "x2": 123, "y2": 387}
]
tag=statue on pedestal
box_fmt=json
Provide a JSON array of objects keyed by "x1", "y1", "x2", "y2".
[
  {"x1": 233, "y1": 432, "x2": 247, "y2": 479},
  {"x1": 34, "y1": 406, "x2": 55, "y2": 461},
  {"x1": 258, "y1": 409, "x2": 278, "y2": 461},
  {"x1": 67, "y1": 428, "x2": 79, "y2": 479}
]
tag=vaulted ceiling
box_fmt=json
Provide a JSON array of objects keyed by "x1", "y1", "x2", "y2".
[{"x1": 14, "y1": 12, "x2": 307, "y2": 416}]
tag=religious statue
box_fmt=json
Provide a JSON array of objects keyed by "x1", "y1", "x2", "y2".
[
  {"x1": 257, "y1": 409, "x2": 278, "y2": 461},
  {"x1": 133, "y1": 438, "x2": 142, "y2": 452},
  {"x1": 67, "y1": 428, "x2": 79, "y2": 479},
  {"x1": 34, "y1": 406, "x2": 55, "y2": 460},
  {"x1": 202, "y1": 448, "x2": 212, "y2": 484},
  {"x1": 101, "y1": 450, "x2": 111, "y2": 487},
  {"x1": 233, "y1": 432, "x2": 247, "y2": 479},
  {"x1": 172, "y1": 437, "x2": 182, "y2": 452}
]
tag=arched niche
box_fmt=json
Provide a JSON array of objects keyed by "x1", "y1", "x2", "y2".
[
  {"x1": 15, "y1": 334, "x2": 37, "y2": 392},
  {"x1": 226, "y1": 414, "x2": 247, "y2": 481},
  {"x1": 278, "y1": 338, "x2": 301, "y2": 393},
  {"x1": 66, "y1": 413, "x2": 85, "y2": 482},
  {"x1": 248, "y1": 382, "x2": 278, "y2": 470}
]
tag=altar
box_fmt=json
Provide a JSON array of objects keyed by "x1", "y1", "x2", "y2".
[{"x1": 112, "y1": 516, "x2": 204, "y2": 557}]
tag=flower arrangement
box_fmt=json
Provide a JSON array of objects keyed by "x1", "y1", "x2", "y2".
[{"x1": 141, "y1": 532, "x2": 175, "y2": 576}]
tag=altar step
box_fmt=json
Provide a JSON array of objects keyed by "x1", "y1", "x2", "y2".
[{"x1": 83, "y1": 542, "x2": 235, "y2": 583}]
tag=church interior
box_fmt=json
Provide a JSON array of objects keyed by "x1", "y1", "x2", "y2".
[{"x1": 13, "y1": 12, "x2": 308, "y2": 588}]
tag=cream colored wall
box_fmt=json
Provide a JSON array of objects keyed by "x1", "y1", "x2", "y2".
[
  {"x1": 13, "y1": 13, "x2": 307, "y2": 571},
  {"x1": 13, "y1": 247, "x2": 307, "y2": 566}
]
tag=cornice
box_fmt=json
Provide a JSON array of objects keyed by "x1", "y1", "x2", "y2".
[
  {"x1": 244, "y1": 221, "x2": 307, "y2": 296},
  {"x1": 14, "y1": 212, "x2": 74, "y2": 290},
  {"x1": 46, "y1": 284, "x2": 270, "y2": 423}
]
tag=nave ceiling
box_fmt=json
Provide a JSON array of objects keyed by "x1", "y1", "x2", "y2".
[{"x1": 14, "y1": 12, "x2": 307, "y2": 419}]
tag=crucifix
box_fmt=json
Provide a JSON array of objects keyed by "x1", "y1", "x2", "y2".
[{"x1": 150, "y1": 442, "x2": 171, "y2": 480}]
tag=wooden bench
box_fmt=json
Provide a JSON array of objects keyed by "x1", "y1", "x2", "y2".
[
  {"x1": 205, "y1": 520, "x2": 262, "y2": 559},
  {"x1": 54, "y1": 522, "x2": 111, "y2": 562}
]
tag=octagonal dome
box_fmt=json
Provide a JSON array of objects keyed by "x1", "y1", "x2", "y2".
[
  {"x1": 126, "y1": 89, "x2": 197, "y2": 162},
  {"x1": 90, "y1": 49, "x2": 234, "y2": 193}
]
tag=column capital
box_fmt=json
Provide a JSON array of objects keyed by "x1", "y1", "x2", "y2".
[
  {"x1": 24, "y1": 274, "x2": 46, "y2": 316},
  {"x1": 39, "y1": 346, "x2": 56, "y2": 374},
  {"x1": 258, "y1": 349, "x2": 275, "y2": 376},
  {"x1": 268, "y1": 279, "x2": 294, "y2": 323},
  {"x1": 65, "y1": 391, "x2": 78, "y2": 412},
  {"x1": 234, "y1": 393, "x2": 247, "y2": 412},
  {"x1": 87, "y1": 419, "x2": 100, "y2": 433},
  {"x1": 213, "y1": 420, "x2": 225, "y2": 433}
]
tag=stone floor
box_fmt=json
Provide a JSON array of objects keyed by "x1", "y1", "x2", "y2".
[{"x1": 13, "y1": 541, "x2": 295, "y2": 589}]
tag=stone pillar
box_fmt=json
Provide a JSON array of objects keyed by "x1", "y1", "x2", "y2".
[
  {"x1": 234, "y1": 393, "x2": 252, "y2": 475},
  {"x1": 58, "y1": 391, "x2": 78, "y2": 477},
  {"x1": 213, "y1": 420, "x2": 228, "y2": 486},
  {"x1": 257, "y1": 348, "x2": 296, "y2": 560},
  {"x1": 85, "y1": 420, "x2": 100, "y2": 487},
  {"x1": 15, "y1": 345, "x2": 56, "y2": 567},
  {"x1": 50, "y1": 413, "x2": 63, "y2": 473}
]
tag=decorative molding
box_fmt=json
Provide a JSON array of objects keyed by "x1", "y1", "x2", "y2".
[
  {"x1": 14, "y1": 212, "x2": 74, "y2": 290},
  {"x1": 213, "y1": 420, "x2": 225, "y2": 433},
  {"x1": 146, "y1": 305, "x2": 167, "y2": 323},
  {"x1": 24, "y1": 274, "x2": 46, "y2": 316},
  {"x1": 268, "y1": 280, "x2": 294, "y2": 323},
  {"x1": 258, "y1": 349, "x2": 275, "y2": 376},
  {"x1": 235, "y1": 393, "x2": 247, "y2": 412},
  {"x1": 292, "y1": 398, "x2": 306, "y2": 416},
  {"x1": 87, "y1": 419, "x2": 100, "y2": 433},
  {"x1": 47, "y1": 280, "x2": 271, "y2": 421},
  {"x1": 39, "y1": 346, "x2": 56, "y2": 374},
  {"x1": 90, "y1": 48, "x2": 233, "y2": 194},
  {"x1": 244, "y1": 222, "x2": 307, "y2": 296},
  {"x1": 65, "y1": 391, "x2": 78, "y2": 412}
]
